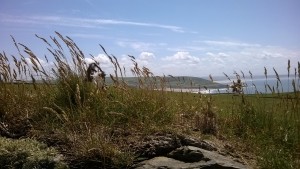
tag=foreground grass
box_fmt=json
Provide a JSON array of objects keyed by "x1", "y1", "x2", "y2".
[
  {"x1": 213, "y1": 93, "x2": 299, "y2": 168},
  {"x1": 0, "y1": 137, "x2": 68, "y2": 169},
  {"x1": 0, "y1": 33, "x2": 299, "y2": 168}
]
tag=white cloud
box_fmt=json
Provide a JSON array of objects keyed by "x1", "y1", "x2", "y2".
[
  {"x1": 117, "y1": 41, "x2": 155, "y2": 52},
  {"x1": 202, "y1": 40, "x2": 298, "y2": 70},
  {"x1": 0, "y1": 14, "x2": 184, "y2": 33},
  {"x1": 202, "y1": 40, "x2": 261, "y2": 48},
  {"x1": 139, "y1": 52, "x2": 155, "y2": 61},
  {"x1": 92, "y1": 19, "x2": 184, "y2": 32},
  {"x1": 163, "y1": 51, "x2": 200, "y2": 64},
  {"x1": 205, "y1": 52, "x2": 228, "y2": 65},
  {"x1": 167, "y1": 46, "x2": 205, "y2": 52},
  {"x1": 84, "y1": 54, "x2": 111, "y2": 69},
  {"x1": 58, "y1": 40, "x2": 300, "y2": 77},
  {"x1": 131, "y1": 43, "x2": 151, "y2": 51},
  {"x1": 69, "y1": 33, "x2": 105, "y2": 39}
]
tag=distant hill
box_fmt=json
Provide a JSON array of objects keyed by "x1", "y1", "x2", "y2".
[
  {"x1": 9, "y1": 76, "x2": 226, "y2": 89},
  {"x1": 106, "y1": 76, "x2": 227, "y2": 89}
]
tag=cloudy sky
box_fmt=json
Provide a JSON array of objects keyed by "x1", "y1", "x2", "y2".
[{"x1": 1, "y1": 0, "x2": 299, "y2": 78}]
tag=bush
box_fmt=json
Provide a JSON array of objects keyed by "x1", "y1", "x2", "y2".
[{"x1": 0, "y1": 137, "x2": 68, "y2": 169}]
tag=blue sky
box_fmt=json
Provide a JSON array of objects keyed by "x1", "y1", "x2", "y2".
[{"x1": 1, "y1": 0, "x2": 299, "y2": 77}]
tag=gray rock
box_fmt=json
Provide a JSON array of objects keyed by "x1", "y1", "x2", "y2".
[
  {"x1": 180, "y1": 137, "x2": 217, "y2": 151},
  {"x1": 134, "y1": 134, "x2": 218, "y2": 159},
  {"x1": 134, "y1": 146, "x2": 250, "y2": 169},
  {"x1": 195, "y1": 146, "x2": 249, "y2": 169},
  {"x1": 167, "y1": 146, "x2": 205, "y2": 162},
  {"x1": 134, "y1": 157, "x2": 187, "y2": 169},
  {"x1": 134, "y1": 133, "x2": 182, "y2": 158}
]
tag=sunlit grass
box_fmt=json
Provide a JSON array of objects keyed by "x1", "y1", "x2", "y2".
[{"x1": 0, "y1": 33, "x2": 299, "y2": 168}]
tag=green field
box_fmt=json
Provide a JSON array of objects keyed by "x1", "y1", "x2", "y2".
[{"x1": 1, "y1": 33, "x2": 299, "y2": 168}]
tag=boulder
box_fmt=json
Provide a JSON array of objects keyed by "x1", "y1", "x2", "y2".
[
  {"x1": 134, "y1": 146, "x2": 250, "y2": 169},
  {"x1": 133, "y1": 133, "x2": 181, "y2": 158},
  {"x1": 167, "y1": 146, "x2": 206, "y2": 162},
  {"x1": 134, "y1": 156, "x2": 189, "y2": 169},
  {"x1": 180, "y1": 136, "x2": 217, "y2": 151},
  {"x1": 133, "y1": 133, "x2": 218, "y2": 159}
]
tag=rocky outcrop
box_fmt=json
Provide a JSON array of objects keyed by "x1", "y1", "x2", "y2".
[
  {"x1": 132, "y1": 133, "x2": 250, "y2": 169},
  {"x1": 167, "y1": 146, "x2": 206, "y2": 163},
  {"x1": 133, "y1": 133, "x2": 182, "y2": 158}
]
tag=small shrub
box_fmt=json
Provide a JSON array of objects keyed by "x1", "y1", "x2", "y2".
[{"x1": 0, "y1": 137, "x2": 68, "y2": 169}]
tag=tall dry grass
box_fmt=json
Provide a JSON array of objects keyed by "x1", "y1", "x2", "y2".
[
  {"x1": 1, "y1": 32, "x2": 202, "y2": 168},
  {"x1": 0, "y1": 32, "x2": 299, "y2": 168},
  {"x1": 214, "y1": 60, "x2": 300, "y2": 168}
]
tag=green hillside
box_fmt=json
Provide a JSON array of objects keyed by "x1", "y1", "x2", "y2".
[{"x1": 105, "y1": 76, "x2": 227, "y2": 89}]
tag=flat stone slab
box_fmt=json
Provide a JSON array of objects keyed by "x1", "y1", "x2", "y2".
[{"x1": 134, "y1": 146, "x2": 250, "y2": 169}]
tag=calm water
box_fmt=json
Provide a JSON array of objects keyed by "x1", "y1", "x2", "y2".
[{"x1": 199, "y1": 76, "x2": 299, "y2": 94}]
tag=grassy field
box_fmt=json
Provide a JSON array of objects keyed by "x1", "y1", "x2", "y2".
[{"x1": 0, "y1": 33, "x2": 299, "y2": 168}]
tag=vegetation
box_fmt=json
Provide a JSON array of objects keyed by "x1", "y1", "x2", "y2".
[
  {"x1": 0, "y1": 137, "x2": 68, "y2": 169},
  {"x1": 104, "y1": 76, "x2": 227, "y2": 89},
  {"x1": 0, "y1": 32, "x2": 299, "y2": 168}
]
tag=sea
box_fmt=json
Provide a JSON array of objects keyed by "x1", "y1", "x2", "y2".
[{"x1": 183, "y1": 76, "x2": 299, "y2": 94}]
